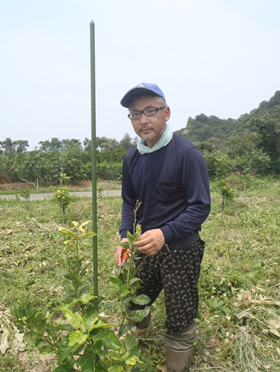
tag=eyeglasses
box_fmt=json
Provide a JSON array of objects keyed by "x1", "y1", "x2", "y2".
[{"x1": 128, "y1": 106, "x2": 166, "y2": 120}]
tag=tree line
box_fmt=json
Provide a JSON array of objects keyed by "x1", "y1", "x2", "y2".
[
  {"x1": 0, "y1": 133, "x2": 137, "y2": 155},
  {"x1": 176, "y1": 91, "x2": 280, "y2": 176},
  {"x1": 1, "y1": 90, "x2": 279, "y2": 185},
  {"x1": 0, "y1": 134, "x2": 137, "y2": 186}
]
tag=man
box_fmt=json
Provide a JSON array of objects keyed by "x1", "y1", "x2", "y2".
[{"x1": 115, "y1": 83, "x2": 211, "y2": 372}]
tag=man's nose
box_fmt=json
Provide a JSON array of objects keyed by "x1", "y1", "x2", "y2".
[{"x1": 138, "y1": 112, "x2": 149, "y2": 124}]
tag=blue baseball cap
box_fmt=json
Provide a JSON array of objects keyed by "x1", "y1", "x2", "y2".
[{"x1": 120, "y1": 83, "x2": 166, "y2": 108}]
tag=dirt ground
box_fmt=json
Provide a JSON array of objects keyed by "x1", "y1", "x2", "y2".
[
  {"x1": 0, "y1": 182, "x2": 31, "y2": 191},
  {"x1": 0, "y1": 308, "x2": 56, "y2": 372},
  {"x1": 18, "y1": 351, "x2": 55, "y2": 372}
]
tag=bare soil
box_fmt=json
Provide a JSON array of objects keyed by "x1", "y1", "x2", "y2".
[
  {"x1": 0, "y1": 182, "x2": 30, "y2": 191},
  {"x1": 18, "y1": 351, "x2": 55, "y2": 372}
]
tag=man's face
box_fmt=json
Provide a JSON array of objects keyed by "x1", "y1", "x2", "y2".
[{"x1": 129, "y1": 95, "x2": 171, "y2": 148}]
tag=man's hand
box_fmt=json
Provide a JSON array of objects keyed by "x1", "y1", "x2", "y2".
[
  {"x1": 134, "y1": 229, "x2": 165, "y2": 256},
  {"x1": 115, "y1": 238, "x2": 129, "y2": 266}
]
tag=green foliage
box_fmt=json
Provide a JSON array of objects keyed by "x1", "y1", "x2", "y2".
[
  {"x1": 2, "y1": 88, "x2": 280, "y2": 184},
  {"x1": 97, "y1": 165, "x2": 123, "y2": 181},
  {"x1": 214, "y1": 155, "x2": 233, "y2": 179},
  {"x1": 249, "y1": 107, "x2": 280, "y2": 162},
  {"x1": 108, "y1": 202, "x2": 151, "y2": 337},
  {"x1": 193, "y1": 181, "x2": 280, "y2": 370},
  {"x1": 57, "y1": 221, "x2": 94, "y2": 304},
  {"x1": 11, "y1": 221, "x2": 148, "y2": 371},
  {"x1": 202, "y1": 152, "x2": 235, "y2": 179},
  {"x1": 1, "y1": 180, "x2": 280, "y2": 370},
  {"x1": 217, "y1": 179, "x2": 235, "y2": 209},
  {"x1": 20, "y1": 186, "x2": 31, "y2": 201},
  {"x1": 97, "y1": 149, "x2": 126, "y2": 164},
  {"x1": 1, "y1": 144, "x2": 89, "y2": 185},
  {"x1": 180, "y1": 114, "x2": 238, "y2": 144},
  {"x1": 53, "y1": 173, "x2": 72, "y2": 223},
  {"x1": 0, "y1": 138, "x2": 29, "y2": 154},
  {"x1": 175, "y1": 90, "x2": 280, "y2": 175},
  {"x1": 176, "y1": 91, "x2": 280, "y2": 148},
  {"x1": 119, "y1": 133, "x2": 137, "y2": 151}
]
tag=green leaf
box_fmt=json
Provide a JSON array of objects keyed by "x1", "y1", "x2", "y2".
[
  {"x1": 79, "y1": 293, "x2": 96, "y2": 303},
  {"x1": 119, "y1": 241, "x2": 129, "y2": 250},
  {"x1": 39, "y1": 344, "x2": 54, "y2": 354},
  {"x1": 57, "y1": 267, "x2": 70, "y2": 278},
  {"x1": 129, "y1": 307, "x2": 150, "y2": 323},
  {"x1": 89, "y1": 338, "x2": 103, "y2": 355},
  {"x1": 91, "y1": 319, "x2": 114, "y2": 330},
  {"x1": 129, "y1": 277, "x2": 142, "y2": 286},
  {"x1": 79, "y1": 220, "x2": 91, "y2": 228},
  {"x1": 108, "y1": 366, "x2": 124, "y2": 372},
  {"x1": 119, "y1": 323, "x2": 133, "y2": 336},
  {"x1": 122, "y1": 296, "x2": 133, "y2": 308},
  {"x1": 63, "y1": 308, "x2": 85, "y2": 331},
  {"x1": 53, "y1": 365, "x2": 76, "y2": 372},
  {"x1": 63, "y1": 240, "x2": 74, "y2": 246},
  {"x1": 102, "y1": 332, "x2": 121, "y2": 350},
  {"x1": 119, "y1": 285, "x2": 130, "y2": 297},
  {"x1": 104, "y1": 300, "x2": 119, "y2": 310},
  {"x1": 127, "y1": 231, "x2": 134, "y2": 246},
  {"x1": 68, "y1": 331, "x2": 88, "y2": 348},
  {"x1": 78, "y1": 232, "x2": 97, "y2": 239},
  {"x1": 83, "y1": 310, "x2": 99, "y2": 331},
  {"x1": 80, "y1": 353, "x2": 96, "y2": 372},
  {"x1": 131, "y1": 294, "x2": 150, "y2": 305},
  {"x1": 125, "y1": 356, "x2": 142, "y2": 366},
  {"x1": 58, "y1": 228, "x2": 77, "y2": 239},
  {"x1": 125, "y1": 333, "x2": 138, "y2": 351},
  {"x1": 57, "y1": 338, "x2": 74, "y2": 363},
  {"x1": 109, "y1": 276, "x2": 123, "y2": 290}
]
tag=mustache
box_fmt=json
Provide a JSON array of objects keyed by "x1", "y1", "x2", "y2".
[{"x1": 139, "y1": 126, "x2": 154, "y2": 132}]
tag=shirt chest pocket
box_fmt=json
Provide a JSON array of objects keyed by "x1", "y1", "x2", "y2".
[{"x1": 156, "y1": 180, "x2": 182, "y2": 203}]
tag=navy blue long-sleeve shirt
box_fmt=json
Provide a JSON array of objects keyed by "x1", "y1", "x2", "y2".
[{"x1": 119, "y1": 134, "x2": 211, "y2": 243}]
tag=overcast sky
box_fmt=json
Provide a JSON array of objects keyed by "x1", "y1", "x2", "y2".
[{"x1": 1, "y1": 0, "x2": 280, "y2": 150}]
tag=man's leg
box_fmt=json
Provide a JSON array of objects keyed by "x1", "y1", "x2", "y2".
[
  {"x1": 130, "y1": 252, "x2": 163, "y2": 331},
  {"x1": 161, "y1": 239, "x2": 205, "y2": 371}
]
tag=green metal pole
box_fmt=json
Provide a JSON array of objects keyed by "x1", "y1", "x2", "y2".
[{"x1": 90, "y1": 20, "x2": 98, "y2": 310}]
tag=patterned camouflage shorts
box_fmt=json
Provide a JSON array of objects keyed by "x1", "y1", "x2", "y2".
[{"x1": 131, "y1": 239, "x2": 205, "y2": 334}]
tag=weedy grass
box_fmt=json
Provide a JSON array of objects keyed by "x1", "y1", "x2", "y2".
[{"x1": 0, "y1": 178, "x2": 279, "y2": 371}]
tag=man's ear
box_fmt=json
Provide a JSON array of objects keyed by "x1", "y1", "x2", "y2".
[{"x1": 165, "y1": 105, "x2": 171, "y2": 121}]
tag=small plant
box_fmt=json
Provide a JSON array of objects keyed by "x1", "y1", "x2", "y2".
[
  {"x1": 108, "y1": 202, "x2": 151, "y2": 337},
  {"x1": 215, "y1": 155, "x2": 233, "y2": 179},
  {"x1": 11, "y1": 221, "x2": 147, "y2": 371},
  {"x1": 218, "y1": 178, "x2": 235, "y2": 209},
  {"x1": 20, "y1": 186, "x2": 31, "y2": 201},
  {"x1": 53, "y1": 173, "x2": 72, "y2": 223},
  {"x1": 97, "y1": 185, "x2": 104, "y2": 198}
]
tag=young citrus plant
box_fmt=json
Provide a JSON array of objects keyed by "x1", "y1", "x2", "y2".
[
  {"x1": 53, "y1": 172, "x2": 72, "y2": 223},
  {"x1": 11, "y1": 221, "x2": 148, "y2": 371},
  {"x1": 108, "y1": 202, "x2": 151, "y2": 336}
]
